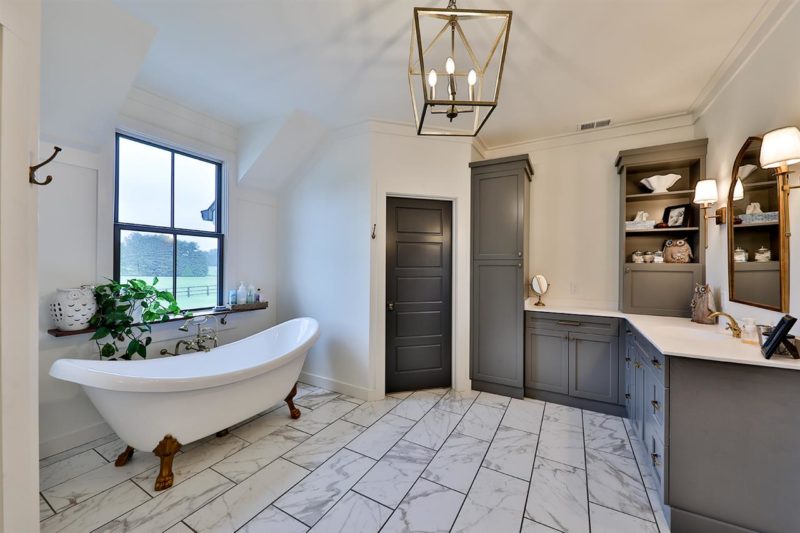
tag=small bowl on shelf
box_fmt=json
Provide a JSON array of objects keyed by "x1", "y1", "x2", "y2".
[{"x1": 640, "y1": 174, "x2": 681, "y2": 193}]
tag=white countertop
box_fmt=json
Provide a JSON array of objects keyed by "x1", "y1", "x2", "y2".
[{"x1": 524, "y1": 298, "x2": 800, "y2": 371}]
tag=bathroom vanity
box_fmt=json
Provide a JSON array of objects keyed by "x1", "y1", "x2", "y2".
[{"x1": 526, "y1": 304, "x2": 800, "y2": 533}]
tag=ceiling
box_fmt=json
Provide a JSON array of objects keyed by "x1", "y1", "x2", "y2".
[{"x1": 46, "y1": 0, "x2": 783, "y2": 149}]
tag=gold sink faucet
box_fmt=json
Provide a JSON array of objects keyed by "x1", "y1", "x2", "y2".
[{"x1": 708, "y1": 312, "x2": 742, "y2": 339}]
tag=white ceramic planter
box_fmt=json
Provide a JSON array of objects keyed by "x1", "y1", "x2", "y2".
[{"x1": 50, "y1": 286, "x2": 96, "y2": 331}]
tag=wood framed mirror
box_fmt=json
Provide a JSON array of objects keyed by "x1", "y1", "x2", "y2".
[{"x1": 727, "y1": 136, "x2": 789, "y2": 311}]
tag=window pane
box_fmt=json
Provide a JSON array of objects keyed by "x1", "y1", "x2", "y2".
[
  {"x1": 119, "y1": 231, "x2": 174, "y2": 294},
  {"x1": 117, "y1": 137, "x2": 172, "y2": 226},
  {"x1": 174, "y1": 154, "x2": 217, "y2": 231},
  {"x1": 176, "y1": 235, "x2": 219, "y2": 309}
]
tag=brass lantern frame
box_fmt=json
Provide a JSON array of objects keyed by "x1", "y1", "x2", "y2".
[{"x1": 409, "y1": 4, "x2": 512, "y2": 137}]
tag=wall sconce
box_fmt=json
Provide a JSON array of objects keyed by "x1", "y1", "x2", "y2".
[
  {"x1": 694, "y1": 179, "x2": 719, "y2": 247},
  {"x1": 760, "y1": 126, "x2": 800, "y2": 238}
]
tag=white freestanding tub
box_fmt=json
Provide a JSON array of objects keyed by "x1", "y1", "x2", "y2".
[{"x1": 50, "y1": 317, "x2": 319, "y2": 453}]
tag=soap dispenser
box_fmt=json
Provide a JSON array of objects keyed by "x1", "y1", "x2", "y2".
[
  {"x1": 247, "y1": 284, "x2": 256, "y2": 304},
  {"x1": 237, "y1": 282, "x2": 247, "y2": 306}
]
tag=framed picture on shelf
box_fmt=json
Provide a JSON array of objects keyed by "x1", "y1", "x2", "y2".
[{"x1": 663, "y1": 203, "x2": 692, "y2": 227}]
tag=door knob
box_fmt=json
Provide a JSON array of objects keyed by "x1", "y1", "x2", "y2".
[{"x1": 387, "y1": 301, "x2": 395, "y2": 311}]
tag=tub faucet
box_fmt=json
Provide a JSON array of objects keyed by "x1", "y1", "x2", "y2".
[
  {"x1": 160, "y1": 315, "x2": 220, "y2": 356},
  {"x1": 708, "y1": 312, "x2": 742, "y2": 339}
]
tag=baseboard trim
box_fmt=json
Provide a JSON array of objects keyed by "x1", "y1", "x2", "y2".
[
  {"x1": 40, "y1": 421, "x2": 113, "y2": 460},
  {"x1": 525, "y1": 388, "x2": 627, "y2": 417},
  {"x1": 670, "y1": 507, "x2": 757, "y2": 533},
  {"x1": 298, "y1": 371, "x2": 377, "y2": 401}
]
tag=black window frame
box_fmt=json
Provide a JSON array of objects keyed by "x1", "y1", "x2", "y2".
[{"x1": 113, "y1": 132, "x2": 224, "y2": 311}]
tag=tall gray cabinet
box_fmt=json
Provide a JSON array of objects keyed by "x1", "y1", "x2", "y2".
[{"x1": 469, "y1": 155, "x2": 532, "y2": 398}]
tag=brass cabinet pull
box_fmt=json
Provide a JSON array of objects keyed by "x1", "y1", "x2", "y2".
[
  {"x1": 651, "y1": 359, "x2": 662, "y2": 369},
  {"x1": 625, "y1": 393, "x2": 631, "y2": 399},
  {"x1": 634, "y1": 361, "x2": 642, "y2": 369},
  {"x1": 556, "y1": 320, "x2": 582, "y2": 327},
  {"x1": 387, "y1": 301, "x2": 395, "y2": 311},
  {"x1": 651, "y1": 399, "x2": 660, "y2": 411},
  {"x1": 625, "y1": 357, "x2": 631, "y2": 362},
  {"x1": 651, "y1": 453, "x2": 661, "y2": 466}
]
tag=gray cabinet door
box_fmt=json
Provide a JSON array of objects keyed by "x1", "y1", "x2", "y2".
[
  {"x1": 623, "y1": 263, "x2": 702, "y2": 317},
  {"x1": 471, "y1": 261, "x2": 524, "y2": 390},
  {"x1": 568, "y1": 332, "x2": 619, "y2": 404},
  {"x1": 471, "y1": 170, "x2": 525, "y2": 261},
  {"x1": 632, "y1": 350, "x2": 646, "y2": 439},
  {"x1": 525, "y1": 328, "x2": 569, "y2": 394}
]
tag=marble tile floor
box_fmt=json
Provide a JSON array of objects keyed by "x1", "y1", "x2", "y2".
[{"x1": 39, "y1": 383, "x2": 669, "y2": 532}]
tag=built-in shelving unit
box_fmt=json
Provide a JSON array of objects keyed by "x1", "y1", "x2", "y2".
[{"x1": 616, "y1": 139, "x2": 708, "y2": 317}]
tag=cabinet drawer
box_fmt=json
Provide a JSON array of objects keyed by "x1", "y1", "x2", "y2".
[
  {"x1": 644, "y1": 365, "x2": 666, "y2": 428},
  {"x1": 526, "y1": 312, "x2": 619, "y2": 336},
  {"x1": 644, "y1": 414, "x2": 666, "y2": 490}
]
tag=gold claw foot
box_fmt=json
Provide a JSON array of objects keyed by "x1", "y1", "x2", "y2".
[
  {"x1": 115, "y1": 446, "x2": 135, "y2": 467},
  {"x1": 216, "y1": 428, "x2": 229, "y2": 438},
  {"x1": 152, "y1": 434, "x2": 182, "y2": 491},
  {"x1": 285, "y1": 383, "x2": 301, "y2": 419}
]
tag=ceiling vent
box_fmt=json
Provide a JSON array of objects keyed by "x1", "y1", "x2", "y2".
[{"x1": 578, "y1": 118, "x2": 612, "y2": 131}]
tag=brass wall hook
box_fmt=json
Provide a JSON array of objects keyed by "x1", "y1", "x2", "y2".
[{"x1": 29, "y1": 146, "x2": 62, "y2": 186}]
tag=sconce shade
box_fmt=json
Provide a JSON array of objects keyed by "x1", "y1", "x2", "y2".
[
  {"x1": 733, "y1": 178, "x2": 744, "y2": 201},
  {"x1": 760, "y1": 126, "x2": 800, "y2": 169},
  {"x1": 693, "y1": 179, "x2": 718, "y2": 206}
]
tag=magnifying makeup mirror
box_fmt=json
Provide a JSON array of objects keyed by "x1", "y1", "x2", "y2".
[{"x1": 531, "y1": 274, "x2": 549, "y2": 307}]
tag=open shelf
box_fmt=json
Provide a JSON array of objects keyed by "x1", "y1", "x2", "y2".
[
  {"x1": 733, "y1": 221, "x2": 779, "y2": 228},
  {"x1": 626, "y1": 226, "x2": 700, "y2": 234},
  {"x1": 743, "y1": 180, "x2": 778, "y2": 191},
  {"x1": 625, "y1": 189, "x2": 694, "y2": 201}
]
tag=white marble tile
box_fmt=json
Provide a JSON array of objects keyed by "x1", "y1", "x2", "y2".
[
  {"x1": 482, "y1": 426, "x2": 538, "y2": 481},
  {"x1": 390, "y1": 390, "x2": 444, "y2": 421},
  {"x1": 212, "y1": 426, "x2": 309, "y2": 483},
  {"x1": 543, "y1": 403, "x2": 583, "y2": 428},
  {"x1": 282, "y1": 420, "x2": 364, "y2": 470},
  {"x1": 386, "y1": 390, "x2": 414, "y2": 399},
  {"x1": 232, "y1": 404, "x2": 310, "y2": 443},
  {"x1": 422, "y1": 432, "x2": 489, "y2": 493},
  {"x1": 586, "y1": 448, "x2": 654, "y2": 522},
  {"x1": 185, "y1": 457, "x2": 309, "y2": 532},
  {"x1": 96, "y1": 469, "x2": 233, "y2": 533},
  {"x1": 40, "y1": 481, "x2": 149, "y2": 533},
  {"x1": 500, "y1": 398, "x2": 544, "y2": 434},
  {"x1": 94, "y1": 438, "x2": 130, "y2": 462},
  {"x1": 583, "y1": 412, "x2": 634, "y2": 458},
  {"x1": 346, "y1": 413, "x2": 415, "y2": 460},
  {"x1": 288, "y1": 398, "x2": 358, "y2": 434},
  {"x1": 338, "y1": 394, "x2": 366, "y2": 405},
  {"x1": 536, "y1": 418, "x2": 586, "y2": 469},
  {"x1": 42, "y1": 451, "x2": 159, "y2": 512},
  {"x1": 134, "y1": 433, "x2": 247, "y2": 496},
  {"x1": 308, "y1": 491, "x2": 392, "y2": 533},
  {"x1": 424, "y1": 387, "x2": 450, "y2": 396},
  {"x1": 39, "y1": 433, "x2": 117, "y2": 469},
  {"x1": 522, "y1": 519, "x2": 561, "y2": 533},
  {"x1": 295, "y1": 388, "x2": 340, "y2": 409},
  {"x1": 589, "y1": 503, "x2": 659, "y2": 533},
  {"x1": 275, "y1": 449, "x2": 375, "y2": 527},
  {"x1": 164, "y1": 522, "x2": 195, "y2": 533},
  {"x1": 456, "y1": 403, "x2": 504, "y2": 442},
  {"x1": 381, "y1": 478, "x2": 465, "y2": 533},
  {"x1": 403, "y1": 408, "x2": 463, "y2": 450},
  {"x1": 40, "y1": 495, "x2": 54, "y2": 522},
  {"x1": 525, "y1": 456, "x2": 589, "y2": 533},
  {"x1": 451, "y1": 467, "x2": 528, "y2": 533},
  {"x1": 647, "y1": 487, "x2": 670, "y2": 533},
  {"x1": 353, "y1": 440, "x2": 436, "y2": 508},
  {"x1": 342, "y1": 397, "x2": 402, "y2": 427},
  {"x1": 436, "y1": 389, "x2": 480, "y2": 415},
  {"x1": 474, "y1": 391, "x2": 512, "y2": 410},
  {"x1": 40, "y1": 449, "x2": 106, "y2": 491},
  {"x1": 240, "y1": 505, "x2": 309, "y2": 533}
]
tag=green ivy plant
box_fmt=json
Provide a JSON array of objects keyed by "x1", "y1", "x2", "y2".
[{"x1": 89, "y1": 278, "x2": 188, "y2": 360}]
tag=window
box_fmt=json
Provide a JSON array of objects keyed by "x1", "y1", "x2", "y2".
[{"x1": 114, "y1": 133, "x2": 223, "y2": 311}]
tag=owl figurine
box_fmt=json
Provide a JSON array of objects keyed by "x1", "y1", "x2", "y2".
[
  {"x1": 663, "y1": 239, "x2": 693, "y2": 263},
  {"x1": 690, "y1": 283, "x2": 717, "y2": 324}
]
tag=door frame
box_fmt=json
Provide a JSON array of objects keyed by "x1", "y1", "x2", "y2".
[{"x1": 373, "y1": 193, "x2": 460, "y2": 398}]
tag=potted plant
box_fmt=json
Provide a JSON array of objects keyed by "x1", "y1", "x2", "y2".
[{"x1": 89, "y1": 278, "x2": 188, "y2": 360}]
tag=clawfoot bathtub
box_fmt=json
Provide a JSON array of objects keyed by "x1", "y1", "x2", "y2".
[{"x1": 50, "y1": 317, "x2": 319, "y2": 490}]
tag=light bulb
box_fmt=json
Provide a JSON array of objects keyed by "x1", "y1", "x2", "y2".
[
  {"x1": 445, "y1": 57, "x2": 455, "y2": 75},
  {"x1": 467, "y1": 69, "x2": 477, "y2": 86},
  {"x1": 427, "y1": 70, "x2": 437, "y2": 88}
]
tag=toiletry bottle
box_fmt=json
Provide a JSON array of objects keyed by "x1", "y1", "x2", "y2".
[
  {"x1": 237, "y1": 282, "x2": 247, "y2": 306},
  {"x1": 247, "y1": 284, "x2": 255, "y2": 304},
  {"x1": 228, "y1": 288, "x2": 237, "y2": 306},
  {"x1": 255, "y1": 288, "x2": 263, "y2": 303}
]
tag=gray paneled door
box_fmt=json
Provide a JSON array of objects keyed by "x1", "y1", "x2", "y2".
[{"x1": 386, "y1": 197, "x2": 452, "y2": 392}]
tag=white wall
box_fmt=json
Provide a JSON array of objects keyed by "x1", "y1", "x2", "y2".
[
  {"x1": 38, "y1": 91, "x2": 279, "y2": 458},
  {"x1": 277, "y1": 126, "x2": 374, "y2": 398},
  {"x1": 696, "y1": 1, "x2": 800, "y2": 329},
  {"x1": 485, "y1": 116, "x2": 697, "y2": 309},
  {"x1": 370, "y1": 123, "x2": 473, "y2": 395}
]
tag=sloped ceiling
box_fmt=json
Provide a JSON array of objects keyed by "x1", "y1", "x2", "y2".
[{"x1": 41, "y1": 0, "x2": 156, "y2": 150}]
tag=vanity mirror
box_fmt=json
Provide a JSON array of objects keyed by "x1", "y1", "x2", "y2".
[{"x1": 727, "y1": 137, "x2": 789, "y2": 311}]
